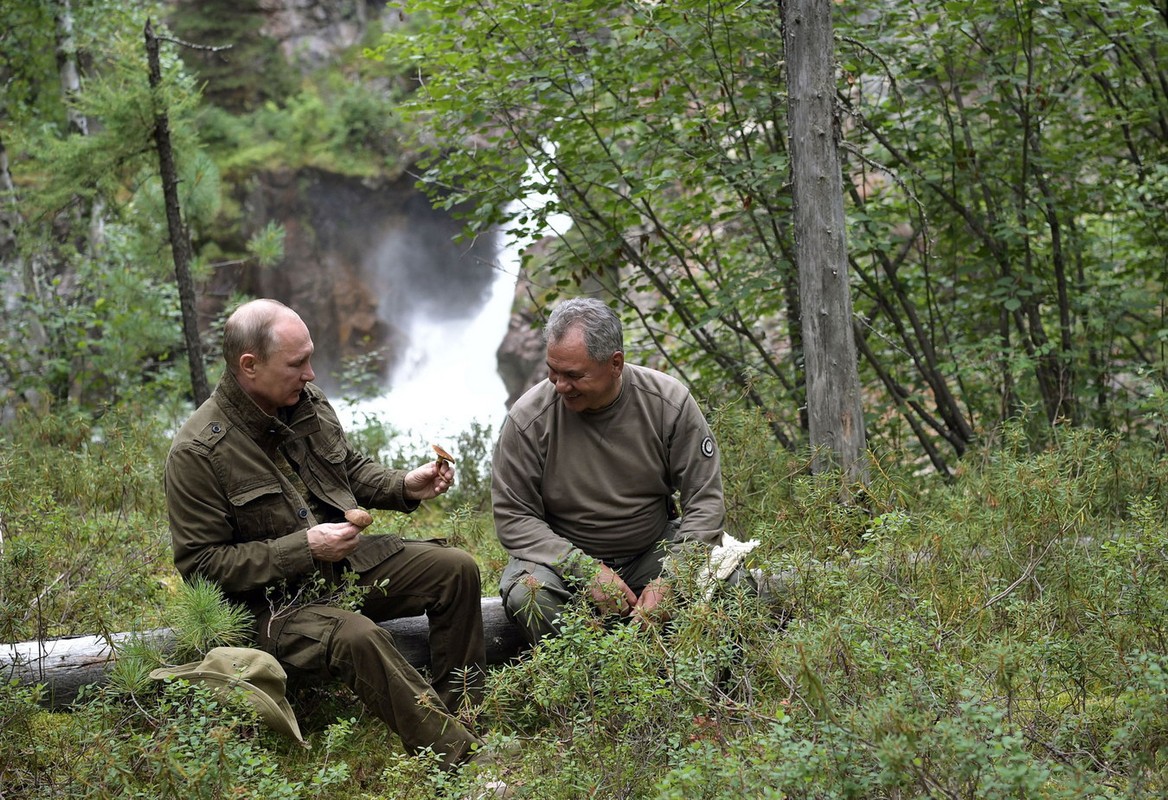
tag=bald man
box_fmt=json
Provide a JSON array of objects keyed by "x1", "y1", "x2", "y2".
[{"x1": 164, "y1": 299, "x2": 486, "y2": 770}]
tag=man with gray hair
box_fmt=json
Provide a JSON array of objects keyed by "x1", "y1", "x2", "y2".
[{"x1": 492, "y1": 297, "x2": 727, "y2": 643}]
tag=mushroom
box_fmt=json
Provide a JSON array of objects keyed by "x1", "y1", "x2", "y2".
[
  {"x1": 431, "y1": 444, "x2": 455, "y2": 468},
  {"x1": 344, "y1": 508, "x2": 373, "y2": 529}
]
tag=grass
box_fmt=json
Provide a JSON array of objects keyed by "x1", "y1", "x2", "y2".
[{"x1": 3, "y1": 402, "x2": 1168, "y2": 797}]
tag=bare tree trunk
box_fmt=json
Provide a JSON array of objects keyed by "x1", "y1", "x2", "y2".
[
  {"x1": 54, "y1": 0, "x2": 87, "y2": 138},
  {"x1": 53, "y1": 0, "x2": 105, "y2": 253},
  {"x1": 781, "y1": 0, "x2": 868, "y2": 485},
  {"x1": 145, "y1": 19, "x2": 210, "y2": 406}
]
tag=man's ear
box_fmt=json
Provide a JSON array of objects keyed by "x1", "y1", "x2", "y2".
[
  {"x1": 238, "y1": 353, "x2": 258, "y2": 378},
  {"x1": 611, "y1": 350, "x2": 625, "y2": 375}
]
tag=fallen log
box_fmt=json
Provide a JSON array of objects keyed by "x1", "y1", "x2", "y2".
[{"x1": 1, "y1": 596, "x2": 526, "y2": 708}]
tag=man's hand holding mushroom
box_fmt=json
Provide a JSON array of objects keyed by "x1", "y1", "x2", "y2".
[
  {"x1": 307, "y1": 520, "x2": 363, "y2": 562},
  {"x1": 308, "y1": 508, "x2": 374, "y2": 561},
  {"x1": 404, "y1": 458, "x2": 455, "y2": 501}
]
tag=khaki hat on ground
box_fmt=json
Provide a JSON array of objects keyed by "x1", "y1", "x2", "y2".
[{"x1": 150, "y1": 646, "x2": 305, "y2": 744}]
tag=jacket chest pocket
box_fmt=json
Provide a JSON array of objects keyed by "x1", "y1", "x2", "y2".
[
  {"x1": 228, "y1": 481, "x2": 298, "y2": 541},
  {"x1": 286, "y1": 435, "x2": 350, "y2": 509}
]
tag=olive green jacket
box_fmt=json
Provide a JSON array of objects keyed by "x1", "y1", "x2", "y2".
[{"x1": 164, "y1": 371, "x2": 415, "y2": 610}]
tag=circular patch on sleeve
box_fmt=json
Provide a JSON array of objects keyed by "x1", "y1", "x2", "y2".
[{"x1": 701, "y1": 437, "x2": 715, "y2": 458}]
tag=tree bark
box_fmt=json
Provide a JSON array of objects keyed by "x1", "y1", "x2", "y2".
[
  {"x1": 144, "y1": 19, "x2": 211, "y2": 406},
  {"x1": 54, "y1": 0, "x2": 106, "y2": 252},
  {"x1": 781, "y1": 0, "x2": 868, "y2": 484}
]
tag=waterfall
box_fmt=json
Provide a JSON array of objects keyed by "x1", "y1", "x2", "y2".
[
  {"x1": 335, "y1": 241, "x2": 516, "y2": 450},
  {"x1": 335, "y1": 163, "x2": 571, "y2": 455}
]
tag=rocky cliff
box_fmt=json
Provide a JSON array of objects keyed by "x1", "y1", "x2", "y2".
[
  {"x1": 171, "y1": 0, "x2": 521, "y2": 396},
  {"x1": 205, "y1": 168, "x2": 498, "y2": 394}
]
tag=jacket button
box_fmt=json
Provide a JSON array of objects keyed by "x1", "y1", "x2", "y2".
[
  {"x1": 297, "y1": 508, "x2": 308, "y2": 519},
  {"x1": 211, "y1": 424, "x2": 221, "y2": 434}
]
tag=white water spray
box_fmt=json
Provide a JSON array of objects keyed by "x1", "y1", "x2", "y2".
[{"x1": 336, "y1": 158, "x2": 571, "y2": 454}]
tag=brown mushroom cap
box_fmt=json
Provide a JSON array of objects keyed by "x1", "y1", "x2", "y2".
[
  {"x1": 345, "y1": 508, "x2": 373, "y2": 528},
  {"x1": 431, "y1": 444, "x2": 455, "y2": 463}
]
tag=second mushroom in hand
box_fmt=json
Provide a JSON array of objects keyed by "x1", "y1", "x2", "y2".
[{"x1": 432, "y1": 444, "x2": 455, "y2": 469}]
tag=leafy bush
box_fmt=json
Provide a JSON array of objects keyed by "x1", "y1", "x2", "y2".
[{"x1": 65, "y1": 682, "x2": 350, "y2": 799}]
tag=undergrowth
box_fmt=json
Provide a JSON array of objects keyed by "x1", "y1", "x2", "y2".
[{"x1": 2, "y1": 402, "x2": 1168, "y2": 797}]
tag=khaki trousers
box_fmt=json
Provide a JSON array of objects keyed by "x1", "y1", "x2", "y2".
[{"x1": 256, "y1": 539, "x2": 485, "y2": 768}]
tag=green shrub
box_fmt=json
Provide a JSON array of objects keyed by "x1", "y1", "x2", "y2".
[
  {"x1": 5, "y1": 399, "x2": 1168, "y2": 796},
  {"x1": 0, "y1": 404, "x2": 174, "y2": 642},
  {"x1": 69, "y1": 681, "x2": 351, "y2": 799}
]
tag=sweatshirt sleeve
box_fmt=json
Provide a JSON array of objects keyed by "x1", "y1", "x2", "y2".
[
  {"x1": 491, "y1": 414, "x2": 592, "y2": 580},
  {"x1": 165, "y1": 442, "x2": 314, "y2": 594},
  {"x1": 670, "y1": 393, "x2": 726, "y2": 546}
]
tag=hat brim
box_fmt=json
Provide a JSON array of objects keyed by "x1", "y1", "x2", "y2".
[{"x1": 151, "y1": 667, "x2": 305, "y2": 743}]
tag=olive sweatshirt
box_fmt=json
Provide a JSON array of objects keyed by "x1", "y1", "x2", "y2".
[{"x1": 491, "y1": 363, "x2": 725, "y2": 580}]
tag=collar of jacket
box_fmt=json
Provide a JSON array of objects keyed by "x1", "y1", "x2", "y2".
[{"x1": 214, "y1": 369, "x2": 313, "y2": 445}]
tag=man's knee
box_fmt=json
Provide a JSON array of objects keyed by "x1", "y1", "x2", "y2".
[
  {"x1": 503, "y1": 572, "x2": 548, "y2": 617},
  {"x1": 433, "y1": 545, "x2": 482, "y2": 590},
  {"x1": 501, "y1": 565, "x2": 573, "y2": 644},
  {"x1": 450, "y1": 547, "x2": 481, "y2": 582},
  {"x1": 328, "y1": 609, "x2": 385, "y2": 654}
]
